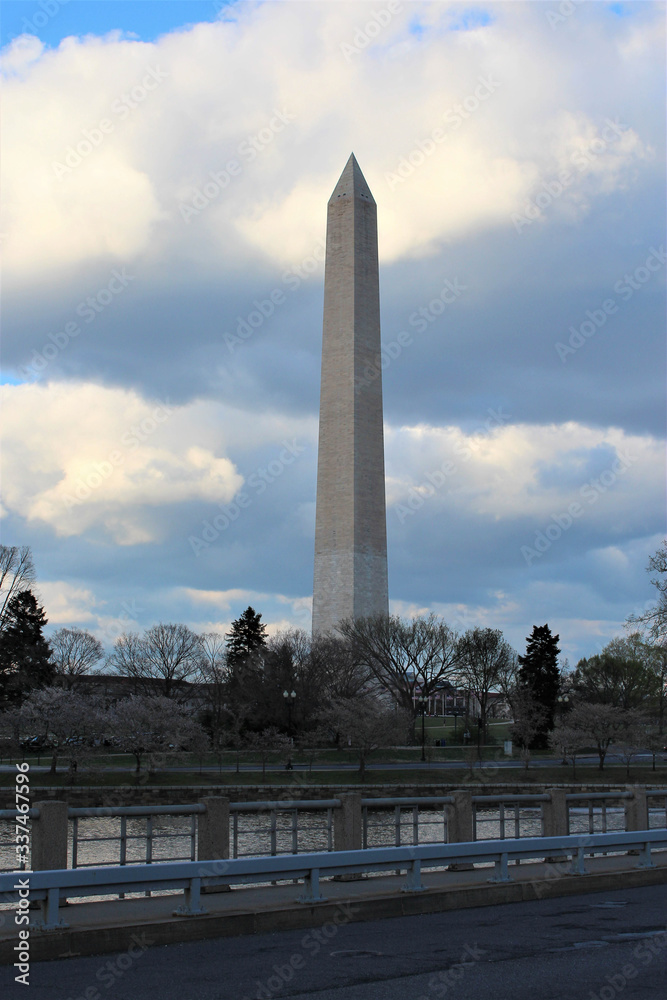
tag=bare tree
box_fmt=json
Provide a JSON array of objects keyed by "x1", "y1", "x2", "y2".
[
  {"x1": 243, "y1": 726, "x2": 292, "y2": 782},
  {"x1": 106, "y1": 632, "x2": 145, "y2": 691},
  {"x1": 644, "y1": 723, "x2": 665, "y2": 771},
  {"x1": 627, "y1": 539, "x2": 667, "y2": 647},
  {"x1": 338, "y1": 613, "x2": 460, "y2": 716},
  {"x1": 50, "y1": 628, "x2": 104, "y2": 688},
  {"x1": 612, "y1": 712, "x2": 647, "y2": 779},
  {"x1": 105, "y1": 694, "x2": 208, "y2": 773},
  {"x1": 320, "y1": 696, "x2": 406, "y2": 779},
  {"x1": 0, "y1": 546, "x2": 35, "y2": 632},
  {"x1": 20, "y1": 686, "x2": 104, "y2": 775},
  {"x1": 196, "y1": 631, "x2": 229, "y2": 738},
  {"x1": 457, "y1": 628, "x2": 517, "y2": 741},
  {"x1": 311, "y1": 633, "x2": 372, "y2": 702},
  {"x1": 108, "y1": 624, "x2": 202, "y2": 698},
  {"x1": 566, "y1": 703, "x2": 623, "y2": 771},
  {"x1": 548, "y1": 721, "x2": 589, "y2": 779},
  {"x1": 139, "y1": 623, "x2": 202, "y2": 698}
]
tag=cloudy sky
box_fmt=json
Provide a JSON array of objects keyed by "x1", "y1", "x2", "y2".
[{"x1": 1, "y1": 0, "x2": 665, "y2": 666}]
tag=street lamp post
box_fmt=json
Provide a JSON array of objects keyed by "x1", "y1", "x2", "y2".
[
  {"x1": 418, "y1": 694, "x2": 427, "y2": 762},
  {"x1": 283, "y1": 689, "x2": 296, "y2": 770},
  {"x1": 557, "y1": 694, "x2": 570, "y2": 764},
  {"x1": 453, "y1": 708, "x2": 459, "y2": 740}
]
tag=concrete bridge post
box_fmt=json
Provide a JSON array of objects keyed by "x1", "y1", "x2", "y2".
[
  {"x1": 334, "y1": 793, "x2": 362, "y2": 852},
  {"x1": 198, "y1": 796, "x2": 231, "y2": 893},
  {"x1": 542, "y1": 789, "x2": 568, "y2": 837},
  {"x1": 624, "y1": 786, "x2": 649, "y2": 831},
  {"x1": 446, "y1": 791, "x2": 474, "y2": 869},
  {"x1": 197, "y1": 796, "x2": 230, "y2": 860},
  {"x1": 32, "y1": 801, "x2": 68, "y2": 871}
]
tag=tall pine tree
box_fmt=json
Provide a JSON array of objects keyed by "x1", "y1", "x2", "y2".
[
  {"x1": 0, "y1": 590, "x2": 54, "y2": 706},
  {"x1": 225, "y1": 607, "x2": 268, "y2": 665},
  {"x1": 517, "y1": 624, "x2": 560, "y2": 748}
]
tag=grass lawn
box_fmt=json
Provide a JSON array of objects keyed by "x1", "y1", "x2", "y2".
[
  {"x1": 413, "y1": 717, "x2": 513, "y2": 744},
  {"x1": 2, "y1": 762, "x2": 665, "y2": 789}
]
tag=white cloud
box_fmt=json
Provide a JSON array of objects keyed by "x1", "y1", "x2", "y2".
[
  {"x1": 1, "y1": 2, "x2": 660, "y2": 277},
  {"x1": 0, "y1": 381, "x2": 245, "y2": 543},
  {"x1": 385, "y1": 419, "x2": 664, "y2": 523},
  {"x1": 37, "y1": 580, "x2": 100, "y2": 626}
]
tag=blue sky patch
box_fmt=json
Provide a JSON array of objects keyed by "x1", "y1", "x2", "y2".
[{"x1": 1, "y1": 1, "x2": 237, "y2": 49}]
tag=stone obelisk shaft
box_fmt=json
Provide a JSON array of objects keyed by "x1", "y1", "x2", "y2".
[{"x1": 312, "y1": 154, "x2": 389, "y2": 634}]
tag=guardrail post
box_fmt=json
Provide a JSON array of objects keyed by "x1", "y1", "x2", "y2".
[
  {"x1": 173, "y1": 877, "x2": 208, "y2": 917},
  {"x1": 488, "y1": 851, "x2": 511, "y2": 883},
  {"x1": 334, "y1": 793, "x2": 362, "y2": 852},
  {"x1": 446, "y1": 791, "x2": 474, "y2": 869},
  {"x1": 401, "y1": 858, "x2": 425, "y2": 892},
  {"x1": 298, "y1": 867, "x2": 327, "y2": 904},
  {"x1": 32, "y1": 801, "x2": 68, "y2": 871},
  {"x1": 624, "y1": 786, "x2": 649, "y2": 832},
  {"x1": 198, "y1": 797, "x2": 230, "y2": 894}
]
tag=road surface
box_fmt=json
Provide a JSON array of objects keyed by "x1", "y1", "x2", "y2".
[{"x1": 4, "y1": 884, "x2": 665, "y2": 999}]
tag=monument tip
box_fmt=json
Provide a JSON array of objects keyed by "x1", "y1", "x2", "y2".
[{"x1": 329, "y1": 153, "x2": 375, "y2": 205}]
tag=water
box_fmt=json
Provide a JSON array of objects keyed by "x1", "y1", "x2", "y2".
[{"x1": 0, "y1": 805, "x2": 649, "y2": 876}]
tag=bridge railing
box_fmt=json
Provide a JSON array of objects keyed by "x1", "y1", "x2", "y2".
[
  {"x1": 1, "y1": 829, "x2": 665, "y2": 931},
  {"x1": 0, "y1": 787, "x2": 664, "y2": 875}
]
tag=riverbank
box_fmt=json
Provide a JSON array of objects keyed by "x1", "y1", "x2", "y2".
[{"x1": 2, "y1": 777, "x2": 666, "y2": 808}]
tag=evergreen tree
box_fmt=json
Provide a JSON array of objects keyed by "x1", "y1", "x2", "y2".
[
  {"x1": 225, "y1": 607, "x2": 268, "y2": 665},
  {"x1": 0, "y1": 590, "x2": 54, "y2": 706},
  {"x1": 517, "y1": 624, "x2": 561, "y2": 748}
]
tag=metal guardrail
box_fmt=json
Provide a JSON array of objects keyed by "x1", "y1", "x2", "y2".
[
  {"x1": 361, "y1": 796, "x2": 453, "y2": 849},
  {"x1": 229, "y1": 800, "x2": 339, "y2": 858},
  {"x1": 646, "y1": 789, "x2": 667, "y2": 829},
  {"x1": 2, "y1": 829, "x2": 665, "y2": 930},
  {"x1": 472, "y1": 793, "x2": 549, "y2": 841},
  {"x1": 69, "y1": 799, "x2": 342, "y2": 869},
  {"x1": 565, "y1": 791, "x2": 632, "y2": 836},
  {"x1": 2, "y1": 791, "x2": 666, "y2": 874}
]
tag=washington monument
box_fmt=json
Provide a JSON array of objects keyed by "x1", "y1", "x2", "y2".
[{"x1": 312, "y1": 154, "x2": 389, "y2": 635}]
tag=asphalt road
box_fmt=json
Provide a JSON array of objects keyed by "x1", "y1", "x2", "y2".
[{"x1": 4, "y1": 885, "x2": 666, "y2": 1000}]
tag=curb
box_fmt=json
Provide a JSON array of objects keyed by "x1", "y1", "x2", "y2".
[{"x1": 2, "y1": 865, "x2": 665, "y2": 964}]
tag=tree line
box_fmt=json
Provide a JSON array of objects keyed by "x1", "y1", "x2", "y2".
[{"x1": 1, "y1": 541, "x2": 665, "y2": 775}]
